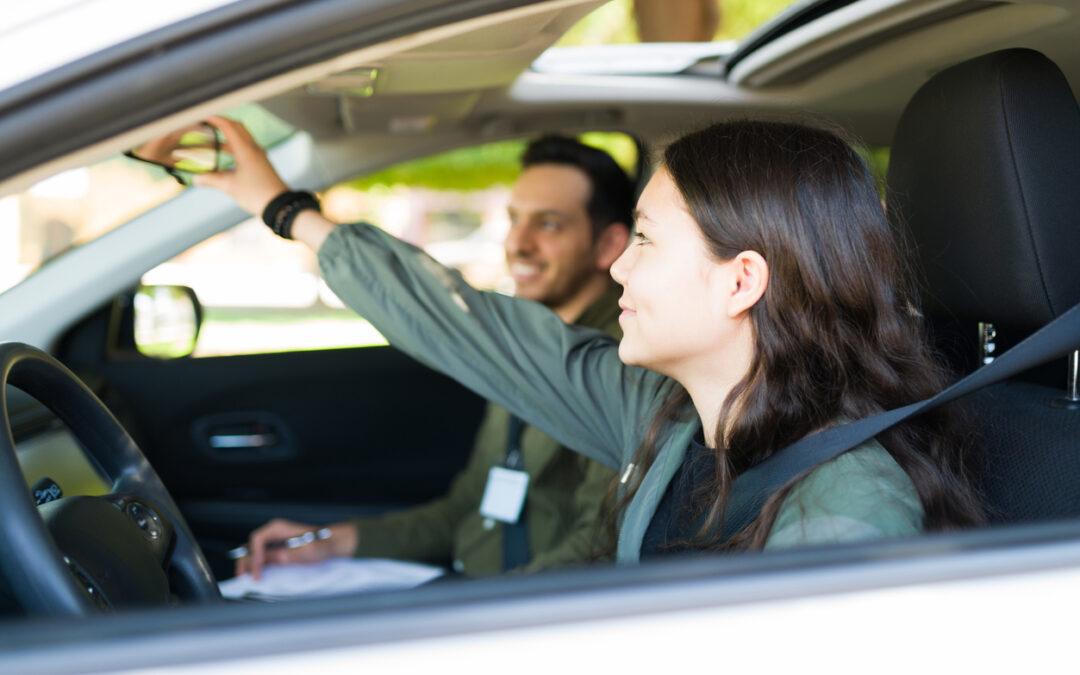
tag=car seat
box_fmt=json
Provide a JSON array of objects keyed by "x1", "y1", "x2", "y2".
[{"x1": 887, "y1": 48, "x2": 1080, "y2": 524}]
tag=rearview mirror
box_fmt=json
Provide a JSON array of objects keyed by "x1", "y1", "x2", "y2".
[
  {"x1": 124, "y1": 122, "x2": 228, "y2": 185},
  {"x1": 133, "y1": 285, "x2": 203, "y2": 359}
]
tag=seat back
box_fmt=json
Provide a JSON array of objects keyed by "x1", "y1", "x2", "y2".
[{"x1": 887, "y1": 48, "x2": 1080, "y2": 524}]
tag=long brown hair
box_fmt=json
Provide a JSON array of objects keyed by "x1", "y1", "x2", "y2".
[{"x1": 609, "y1": 119, "x2": 983, "y2": 552}]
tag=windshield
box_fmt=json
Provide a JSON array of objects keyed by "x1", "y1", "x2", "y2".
[
  {"x1": 0, "y1": 105, "x2": 293, "y2": 297},
  {"x1": 558, "y1": 0, "x2": 801, "y2": 46}
]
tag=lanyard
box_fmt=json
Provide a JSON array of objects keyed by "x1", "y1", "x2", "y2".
[{"x1": 502, "y1": 415, "x2": 530, "y2": 570}]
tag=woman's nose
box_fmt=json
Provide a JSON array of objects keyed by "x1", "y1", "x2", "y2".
[{"x1": 610, "y1": 245, "x2": 633, "y2": 285}]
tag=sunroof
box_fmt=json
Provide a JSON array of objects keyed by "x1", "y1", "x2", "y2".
[{"x1": 557, "y1": 0, "x2": 801, "y2": 47}]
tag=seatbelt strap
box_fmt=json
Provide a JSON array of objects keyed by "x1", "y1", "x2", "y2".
[
  {"x1": 502, "y1": 415, "x2": 531, "y2": 570},
  {"x1": 721, "y1": 301, "x2": 1080, "y2": 540}
]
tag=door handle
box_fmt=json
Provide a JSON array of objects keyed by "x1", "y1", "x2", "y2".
[
  {"x1": 192, "y1": 412, "x2": 296, "y2": 461},
  {"x1": 208, "y1": 432, "x2": 279, "y2": 449}
]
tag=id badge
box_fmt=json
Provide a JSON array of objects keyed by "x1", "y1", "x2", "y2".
[{"x1": 479, "y1": 466, "x2": 529, "y2": 523}]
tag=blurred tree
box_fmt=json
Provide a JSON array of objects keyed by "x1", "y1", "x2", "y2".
[
  {"x1": 558, "y1": 0, "x2": 796, "y2": 46},
  {"x1": 633, "y1": 0, "x2": 719, "y2": 42}
]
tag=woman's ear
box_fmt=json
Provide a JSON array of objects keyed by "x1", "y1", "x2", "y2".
[
  {"x1": 725, "y1": 250, "x2": 769, "y2": 317},
  {"x1": 594, "y1": 222, "x2": 632, "y2": 271}
]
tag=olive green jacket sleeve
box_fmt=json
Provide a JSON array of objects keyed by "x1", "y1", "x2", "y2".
[{"x1": 318, "y1": 222, "x2": 672, "y2": 472}]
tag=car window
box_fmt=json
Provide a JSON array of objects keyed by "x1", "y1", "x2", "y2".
[
  {"x1": 138, "y1": 132, "x2": 639, "y2": 358},
  {"x1": 0, "y1": 104, "x2": 294, "y2": 298},
  {"x1": 559, "y1": 0, "x2": 798, "y2": 46}
]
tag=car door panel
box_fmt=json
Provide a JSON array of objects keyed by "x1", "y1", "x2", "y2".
[
  {"x1": 60, "y1": 308, "x2": 485, "y2": 574},
  {"x1": 99, "y1": 346, "x2": 484, "y2": 501}
]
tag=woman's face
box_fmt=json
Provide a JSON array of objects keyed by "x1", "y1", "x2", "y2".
[{"x1": 610, "y1": 167, "x2": 736, "y2": 378}]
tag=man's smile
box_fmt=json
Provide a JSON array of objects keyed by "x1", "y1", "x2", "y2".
[{"x1": 509, "y1": 261, "x2": 544, "y2": 282}]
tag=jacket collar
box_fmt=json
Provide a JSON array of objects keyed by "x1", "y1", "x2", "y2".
[{"x1": 615, "y1": 417, "x2": 699, "y2": 563}]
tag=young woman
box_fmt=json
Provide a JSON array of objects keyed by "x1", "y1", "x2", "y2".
[{"x1": 198, "y1": 116, "x2": 983, "y2": 566}]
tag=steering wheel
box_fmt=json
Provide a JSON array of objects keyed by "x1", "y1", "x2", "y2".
[{"x1": 0, "y1": 342, "x2": 220, "y2": 615}]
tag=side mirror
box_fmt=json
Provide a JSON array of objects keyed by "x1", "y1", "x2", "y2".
[{"x1": 132, "y1": 285, "x2": 203, "y2": 359}]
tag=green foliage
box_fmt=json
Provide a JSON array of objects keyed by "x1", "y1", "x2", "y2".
[
  {"x1": 345, "y1": 140, "x2": 526, "y2": 191},
  {"x1": 343, "y1": 133, "x2": 640, "y2": 192},
  {"x1": 856, "y1": 146, "x2": 891, "y2": 197},
  {"x1": 580, "y1": 131, "x2": 640, "y2": 176},
  {"x1": 715, "y1": 0, "x2": 798, "y2": 41},
  {"x1": 556, "y1": 0, "x2": 798, "y2": 46},
  {"x1": 558, "y1": 0, "x2": 638, "y2": 46}
]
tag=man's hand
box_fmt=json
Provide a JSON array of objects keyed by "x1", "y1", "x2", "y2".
[
  {"x1": 234, "y1": 518, "x2": 359, "y2": 581},
  {"x1": 194, "y1": 115, "x2": 289, "y2": 216}
]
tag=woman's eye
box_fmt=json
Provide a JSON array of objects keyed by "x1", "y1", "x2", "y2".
[
  {"x1": 633, "y1": 232, "x2": 650, "y2": 246},
  {"x1": 541, "y1": 220, "x2": 561, "y2": 230}
]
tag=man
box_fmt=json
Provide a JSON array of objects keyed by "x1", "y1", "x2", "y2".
[{"x1": 235, "y1": 135, "x2": 633, "y2": 580}]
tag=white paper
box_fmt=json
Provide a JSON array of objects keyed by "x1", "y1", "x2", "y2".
[
  {"x1": 218, "y1": 557, "x2": 445, "y2": 601},
  {"x1": 479, "y1": 466, "x2": 529, "y2": 523}
]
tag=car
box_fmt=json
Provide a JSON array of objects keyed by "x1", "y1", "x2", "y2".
[{"x1": 1, "y1": 0, "x2": 1079, "y2": 671}]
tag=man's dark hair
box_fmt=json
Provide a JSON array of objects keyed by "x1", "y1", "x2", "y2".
[{"x1": 521, "y1": 135, "x2": 635, "y2": 236}]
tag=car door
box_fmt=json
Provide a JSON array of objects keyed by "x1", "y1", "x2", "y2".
[{"x1": 74, "y1": 331, "x2": 484, "y2": 578}]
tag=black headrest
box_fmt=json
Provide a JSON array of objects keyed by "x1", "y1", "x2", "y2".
[{"x1": 887, "y1": 48, "x2": 1080, "y2": 330}]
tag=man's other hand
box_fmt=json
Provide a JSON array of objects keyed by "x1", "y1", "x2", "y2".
[{"x1": 234, "y1": 518, "x2": 359, "y2": 580}]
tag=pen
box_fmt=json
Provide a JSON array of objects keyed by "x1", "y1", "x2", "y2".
[{"x1": 227, "y1": 527, "x2": 333, "y2": 560}]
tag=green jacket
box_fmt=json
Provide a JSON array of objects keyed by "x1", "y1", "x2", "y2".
[
  {"x1": 350, "y1": 287, "x2": 621, "y2": 576},
  {"x1": 320, "y1": 223, "x2": 923, "y2": 564}
]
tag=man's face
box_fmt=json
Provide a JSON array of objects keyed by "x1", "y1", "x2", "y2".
[{"x1": 505, "y1": 164, "x2": 599, "y2": 309}]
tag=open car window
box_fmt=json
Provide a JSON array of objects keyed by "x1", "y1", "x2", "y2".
[{"x1": 135, "y1": 132, "x2": 638, "y2": 358}]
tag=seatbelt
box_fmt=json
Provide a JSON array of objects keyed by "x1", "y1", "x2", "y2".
[
  {"x1": 721, "y1": 301, "x2": 1080, "y2": 540},
  {"x1": 502, "y1": 415, "x2": 531, "y2": 570}
]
